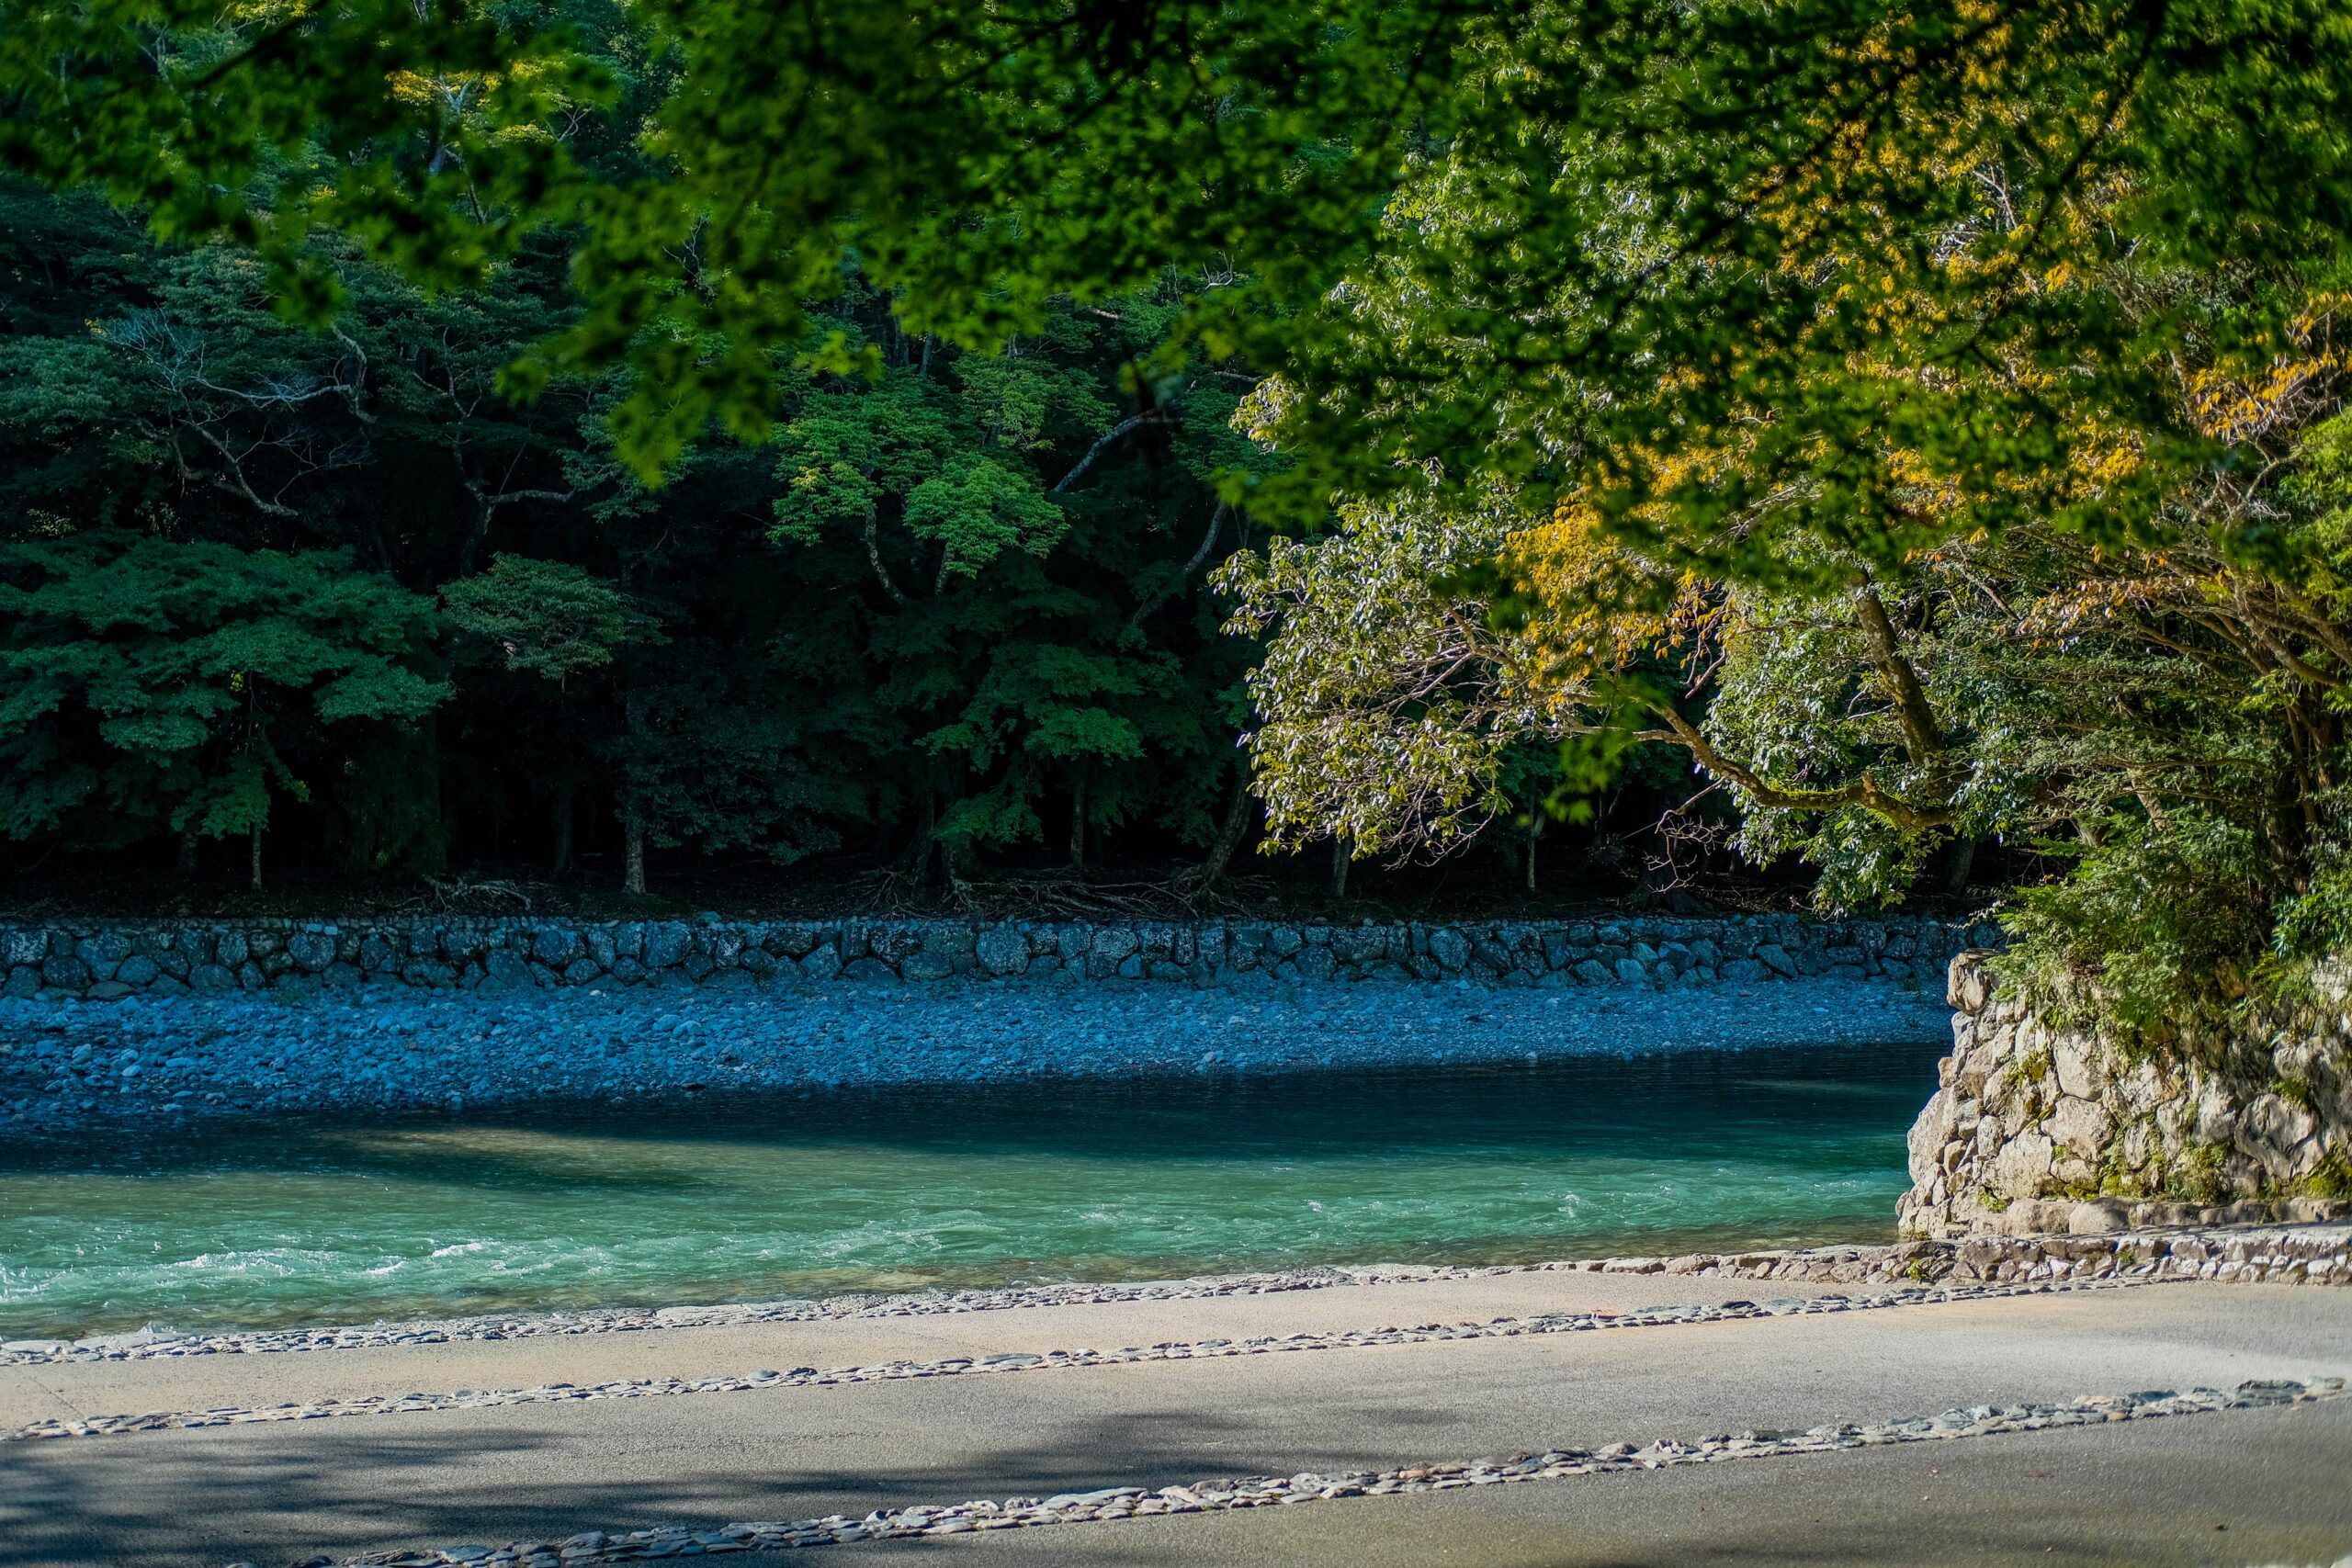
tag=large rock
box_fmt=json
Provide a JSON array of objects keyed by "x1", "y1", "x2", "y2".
[
  {"x1": 642, "y1": 924, "x2": 692, "y2": 970},
  {"x1": 2047, "y1": 1034, "x2": 2098, "y2": 1098},
  {"x1": 900, "y1": 951, "x2": 956, "y2": 982},
  {"x1": 39, "y1": 954, "x2": 91, "y2": 990},
  {"x1": 1986, "y1": 1131, "x2": 2055, "y2": 1199},
  {"x1": 925, "y1": 925, "x2": 978, "y2": 964},
  {"x1": 871, "y1": 927, "x2": 923, "y2": 963},
  {"x1": 532, "y1": 928, "x2": 582, "y2": 966},
  {"x1": 481, "y1": 950, "x2": 536, "y2": 990},
  {"x1": 1947, "y1": 952, "x2": 1994, "y2": 1011},
  {"x1": 78, "y1": 931, "x2": 134, "y2": 972},
  {"x1": 2046, "y1": 1096, "x2": 2111, "y2": 1161},
  {"x1": 286, "y1": 931, "x2": 337, "y2": 973},
  {"x1": 976, "y1": 927, "x2": 1031, "y2": 976}
]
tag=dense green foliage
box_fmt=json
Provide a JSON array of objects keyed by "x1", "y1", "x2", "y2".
[
  {"x1": 0, "y1": 533, "x2": 442, "y2": 853},
  {"x1": 9, "y1": 0, "x2": 2346, "y2": 513},
  {"x1": 0, "y1": 176, "x2": 1272, "y2": 890},
  {"x1": 7, "y1": 0, "x2": 2352, "y2": 1029}
]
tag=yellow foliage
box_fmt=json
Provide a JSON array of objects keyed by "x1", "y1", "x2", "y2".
[{"x1": 1501, "y1": 499, "x2": 1675, "y2": 712}]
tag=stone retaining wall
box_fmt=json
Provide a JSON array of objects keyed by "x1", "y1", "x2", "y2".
[
  {"x1": 1900, "y1": 953, "x2": 2352, "y2": 1237},
  {"x1": 0, "y1": 912, "x2": 1992, "y2": 1001}
]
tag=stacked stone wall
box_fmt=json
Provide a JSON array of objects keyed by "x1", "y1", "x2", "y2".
[
  {"x1": 0, "y1": 912, "x2": 1991, "y2": 1000},
  {"x1": 1901, "y1": 953, "x2": 2352, "y2": 1236}
]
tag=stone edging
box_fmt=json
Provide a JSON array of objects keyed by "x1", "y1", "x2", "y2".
[
  {"x1": 8, "y1": 1275, "x2": 2178, "y2": 1442},
  {"x1": 2, "y1": 913, "x2": 1990, "y2": 1000},
  {"x1": 12, "y1": 1224, "x2": 2344, "y2": 1368},
  {"x1": 244, "y1": 1377, "x2": 2347, "y2": 1568},
  {"x1": 1904, "y1": 953, "x2": 2352, "y2": 1239}
]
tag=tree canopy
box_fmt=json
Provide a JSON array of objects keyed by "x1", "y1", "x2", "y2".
[
  {"x1": 8, "y1": 0, "x2": 2352, "y2": 1026},
  {"x1": 9, "y1": 0, "x2": 2346, "y2": 506}
]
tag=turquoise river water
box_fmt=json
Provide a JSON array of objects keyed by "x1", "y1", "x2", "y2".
[{"x1": 0, "y1": 1039, "x2": 1945, "y2": 1339}]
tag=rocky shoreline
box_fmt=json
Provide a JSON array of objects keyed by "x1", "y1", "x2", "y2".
[{"x1": 0, "y1": 974, "x2": 1951, "y2": 1133}]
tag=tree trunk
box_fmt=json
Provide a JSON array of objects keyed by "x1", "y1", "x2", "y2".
[
  {"x1": 1329, "y1": 834, "x2": 1351, "y2": 901},
  {"x1": 1941, "y1": 836, "x2": 1978, "y2": 896},
  {"x1": 1069, "y1": 772, "x2": 1087, "y2": 872},
  {"x1": 901, "y1": 784, "x2": 939, "y2": 888},
  {"x1": 248, "y1": 824, "x2": 263, "y2": 893},
  {"x1": 550, "y1": 786, "x2": 575, "y2": 875},
  {"x1": 620, "y1": 663, "x2": 646, "y2": 895},
  {"x1": 1190, "y1": 773, "x2": 1254, "y2": 888},
  {"x1": 176, "y1": 829, "x2": 199, "y2": 880}
]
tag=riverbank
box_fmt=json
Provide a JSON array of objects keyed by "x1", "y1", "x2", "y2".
[
  {"x1": 4, "y1": 1258, "x2": 2346, "y2": 1568},
  {"x1": 9, "y1": 1223, "x2": 2345, "y2": 1370},
  {"x1": 0, "y1": 975, "x2": 1950, "y2": 1134}
]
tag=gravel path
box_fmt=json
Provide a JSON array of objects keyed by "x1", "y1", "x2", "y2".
[{"x1": 0, "y1": 976, "x2": 1949, "y2": 1132}]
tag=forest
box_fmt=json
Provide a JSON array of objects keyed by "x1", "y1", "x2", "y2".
[
  {"x1": 6, "y1": 0, "x2": 2352, "y2": 1030},
  {"x1": 0, "y1": 177, "x2": 1307, "y2": 903}
]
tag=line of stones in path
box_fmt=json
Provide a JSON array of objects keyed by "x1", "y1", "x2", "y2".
[
  {"x1": 1, "y1": 912, "x2": 1991, "y2": 999},
  {"x1": 6, "y1": 1275, "x2": 2195, "y2": 1441},
  {"x1": 247, "y1": 1378, "x2": 2346, "y2": 1568},
  {"x1": 9, "y1": 1224, "x2": 2345, "y2": 1368}
]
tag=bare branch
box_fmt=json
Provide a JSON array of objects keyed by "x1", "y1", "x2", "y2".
[
  {"x1": 864, "y1": 513, "x2": 913, "y2": 606},
  {"x1": 1652, "y1": 707, "x2": 1957, "y2": 833},
  {"x1": 1050, "y1": 412, "x2": 1173, "y2": 494},
  {"x1": 1126, "y1": 502, "x2": 1228, "y2": 630}
]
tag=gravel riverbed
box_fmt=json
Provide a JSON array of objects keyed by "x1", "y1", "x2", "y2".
[{"x1": 0, "y1": 976, "x2": 1950, "y2": 1133}]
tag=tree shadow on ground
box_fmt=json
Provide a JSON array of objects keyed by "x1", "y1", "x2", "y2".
[
  {"x1": 2, "y1": 1403, "x2": 1378, "y2": 1567},
  {"x1": 8, "y1": 1380, "x2": 2349, "y2": 1568}
]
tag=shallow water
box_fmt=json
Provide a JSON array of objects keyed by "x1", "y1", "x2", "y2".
[{"x1": 0, "y1": 1039, "x2": 1944, "y2": 1338}]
